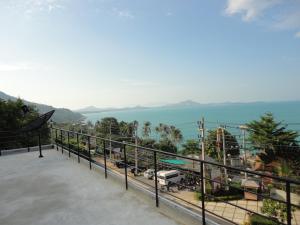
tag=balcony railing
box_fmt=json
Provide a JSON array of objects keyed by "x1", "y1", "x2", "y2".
[
  {"x1": 1, "y1": 127, "x2": 299, "y2": 225},
  {"x1": 49, "y1": 127, "x2": 300, "y2": 225}
]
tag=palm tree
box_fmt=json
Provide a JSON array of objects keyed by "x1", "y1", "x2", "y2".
[
  {"x1": 155, "y1": 123, "x2": 164, "y2": 140},
  {"x1": 142, "y1": 121, "x2": 151, "y2": 138},
  {"x1": 169, "y1": 126, "x2": 183, "y2": 146}
]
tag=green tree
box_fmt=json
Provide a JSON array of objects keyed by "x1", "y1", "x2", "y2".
[
  {"x1": 205, "y1": 129, "x2": 240, "y2": 162},
  {"x1": 261, "y1": 199, "x2": 295, "y2": 223},
  {"x1": 182, "y1": 139, "x2": 199, "y2": 156},
  {"x1": 0, "y1": 99, "x2": 50, "y2": 148},
  {"x1": 95, "y1": 117, "x2": 120, "y2": 137},
  {"x1": 142, "y1": 121, "x2": 151, "y2": 138},
  {"x1": 119, "y1": 121, "x2": 135, "y2": 137},
  {"x1": 247, "y1": 113, "x2": 299, "y2": 164},
  {"x1": 155, "y1": 123, "x2": 170, "y2": 140},
  {"x1": 169, "y1": 125, "x2": 183, "y2": 146},
  {"x1": 154, "y1": 139, "x2": 177, "y2": 154}
]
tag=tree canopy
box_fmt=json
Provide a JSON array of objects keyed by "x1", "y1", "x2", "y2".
[
  {"x1": 181, "y1": 139, "x2": 199, "y2": 156},
  {"x1": 205, "y1": 128, "x2": 240, "y2": 161},
  {"x1": 247, "y1": 113, "x2": 299, "y2": 164},
  {"x1": 0, "y1": 98, "x2": 50, "y2": 148}
]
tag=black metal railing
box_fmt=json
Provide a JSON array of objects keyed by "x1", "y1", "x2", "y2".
[
  {"x1": 2, "y1": 126, "x2": 294, "y2": 225},
  {"x1": 0, "y1": 131, "x2": 48, "y2": 158},
  {"x1": 50, "y1": 127, "x2": 300, "y2": 225}
]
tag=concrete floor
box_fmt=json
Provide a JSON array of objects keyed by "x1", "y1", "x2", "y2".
[{"x1": 0, "y1": 150, "x2": 179, "y2": 225}]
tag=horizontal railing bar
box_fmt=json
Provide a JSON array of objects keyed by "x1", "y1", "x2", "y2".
[{"x1": 52, "y1": 127, "x2": 300, "y2": 185}]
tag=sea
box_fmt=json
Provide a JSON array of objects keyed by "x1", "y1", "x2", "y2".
[{"x1": 83, "y1": 102, "x2": 300, "y2": 144}]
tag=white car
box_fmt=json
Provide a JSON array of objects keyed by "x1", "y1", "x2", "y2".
[
  {"x1": 157, "y1": 170, "x2": 185, "y2": 186},
  {"x1": 143, "y1": 169, "x2": 155, "y2": 179}
]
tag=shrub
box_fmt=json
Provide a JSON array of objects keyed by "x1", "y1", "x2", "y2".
[{"x1": 250, "y1": 214, "x2": 280, "y2": 225}]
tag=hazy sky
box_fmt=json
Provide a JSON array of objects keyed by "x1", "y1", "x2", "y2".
[{"x1": 0, "y1": 0, "x2": 300, "y2": 110}]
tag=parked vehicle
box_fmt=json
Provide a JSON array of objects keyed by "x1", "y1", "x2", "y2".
[
  {"x1": 144, "y1": 169, "x2": 155, "y2": 179},
  {"x1": 114, "y1": 160, "x2": 125, "y2": 168},
  {"x1": 157, "y1": 170, "x2": 185, "y2": 186}
]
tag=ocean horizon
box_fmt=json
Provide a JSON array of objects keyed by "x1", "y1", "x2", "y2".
[{"x1": 83, "y1": 101, "x2": 300, "y2": 143}]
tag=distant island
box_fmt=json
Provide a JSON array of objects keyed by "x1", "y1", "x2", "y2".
[
  {"x1": 76, "y1": 99, "x2": 300, "y2": 114},
  {"x1": 0, "y1": 91, "x2": 84, "y2": 123}
]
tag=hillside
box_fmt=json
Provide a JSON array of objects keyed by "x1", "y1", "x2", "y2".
[{"x1": 0, "y1": 91, "x2": 84, "y2": 123}]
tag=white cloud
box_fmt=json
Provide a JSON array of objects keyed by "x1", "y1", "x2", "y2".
[
  {"x1": 225, "y1": 0, "x2": 281, "y2": 21},
  {"x1": 273, "y1": 10, "x2": 300, "y2": 30},
  {"x1": 5, "y1": 0, "x2": 65, "y2": 14},
  {"x1": 225, "y1": 0, "x2": 300, "y2": 39}
]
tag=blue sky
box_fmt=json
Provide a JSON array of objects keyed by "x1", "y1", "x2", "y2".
[{"x1": 0, "y1": 0, "x2": 300, "y2": 109}]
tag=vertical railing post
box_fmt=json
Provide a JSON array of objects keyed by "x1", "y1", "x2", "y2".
[
  {"x1": 27, "y1": 133, "x2": 30, "y2": 152},
  {"x1": 88, "y1": 136, "x2": 91, "y2": 170},
  {"x1": 77, "y1": 133, "x2": 80, "y2": 163},
  {"x1": 286, "y1": 181, "x2": 292, "y2": 225},
  {"x1": 55, "y1": 129, "x2": 58, "y2": 151},
  {"x1": 154, "y1": 151, "x2": 159, "y2": 207},
  {"x1": 123, "y1": 143, "x2": 128, "y2": 190},
  {"x1": 38, "y1": 132, "x2": 43, "y2": 158},
  {"x1": 68, "y1": 131, "x2": 70, "y2": 158},
  {"x1": 61, "y1": 130, "x2": 63, "y2": 154},
  {"x1": 200, "y1": 161, "x2": 206, "y2": 225},
  {"x1": 103, "y1": 140, "x2": 107, "y2": 179}
]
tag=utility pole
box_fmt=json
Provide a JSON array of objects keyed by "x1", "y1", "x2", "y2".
[
  {"x1": 239, "y1": 125, "x2": 248, "y2": 179},
  {"x1": 109, "y1": 121, "x2": 112, "y2": 160},
  {"x1": 221, "y1": 125, "x2": 229, "y2": 190},
  {"x1": 134, "y1": 121, "x2": 139, "y2": 175},
  {"x1": 198, "y1": 117, "x2": 206, "y2": 193}
]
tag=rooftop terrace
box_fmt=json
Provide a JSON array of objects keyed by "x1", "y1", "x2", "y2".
[{"x1": 0, "y1": 149, "x2": 182, "y2": 225}]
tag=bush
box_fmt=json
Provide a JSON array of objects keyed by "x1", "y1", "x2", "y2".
[{"x1": 250, "y1": 214, "x2": 280, "y2": 225}]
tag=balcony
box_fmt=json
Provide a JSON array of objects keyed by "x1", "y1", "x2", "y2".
[{"x1": 1, "y1": 128, "x2": 300, "y2": 225}]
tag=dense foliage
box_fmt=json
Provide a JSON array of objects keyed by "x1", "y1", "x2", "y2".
[
  {"x1": 250, "y1": 214, "x2": 280, "y2": 225},
  {"x1": 205, "y1": 129, "x2": 240, "y2": 162},
  {"x1": 247, "y1": 113, "x2": 300, "y2": 175},
  {"x1": 0, "y1": 99, "x2": 50, "y2": 149}
]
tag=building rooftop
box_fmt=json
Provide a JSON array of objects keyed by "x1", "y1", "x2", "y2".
[{"x1": 0, "y1": 149, "x2": 180, "y2": 225}]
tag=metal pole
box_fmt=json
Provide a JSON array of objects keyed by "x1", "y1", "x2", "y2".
[
  {"x1": 27, "y1": 133, "x2": 30, "y2": 152},
  {"x1": 61, "y1": 130, "x2": 63, "y2": 154},
  {"x1": 109, "y1": 122, "x2": 112, "y2": 160},
  {"x1": 242, "y1": 128, "x2": 247, "y2": 179},
  {"x1": 198, "y1": 117, "x2": 206, "y2": 193},
  {"x1": 55, "y1": 129, "x2": 58, "y2": 151},
  {"x1": 222, "y1": 126, "x2": 228, "y2": 190},
  {"x1": 68, "y1": 131, "x2": 70, "y2": 158},
  {"x1": 77, "y1": 133, "x2": 80, "y2": 163},
  {"x1": 88, "y1": 136, "x2": 91, "y2": 170},
  {"x1": 103, "y1": 140, "x2": 107, "y2": 179},
  {"x1": 200, "y1": 161, "x2": 206, "y2": 225},
  {"x1": 38, "y1": 132, "x2": 43, "y2": 158},
  {"x1": 286, "y1": 181, "x2": 292, "y2": 225},
  {"x1": 154, "y1": 151, "x2": 159, "y2": 207},
  {"x1": 123, "y1": 143, "x2": 128, "y2": 190},
  {"x1": 135, "y1": 121, "x2": 138, "y2": 175}
]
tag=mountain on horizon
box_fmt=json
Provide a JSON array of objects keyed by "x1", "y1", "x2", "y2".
[
  {"x1": 165, "y1": 100, "x2": 201, "y2": 107},
  {"x1": 76, "y1": 105, "x2": 147, "y2": 113},
  {"x1": 0, "y1": 91, "x2": 84, "y2": 123},
  {"x1": 76, "y1": 99, "x2": 300, "y2": 114}
]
